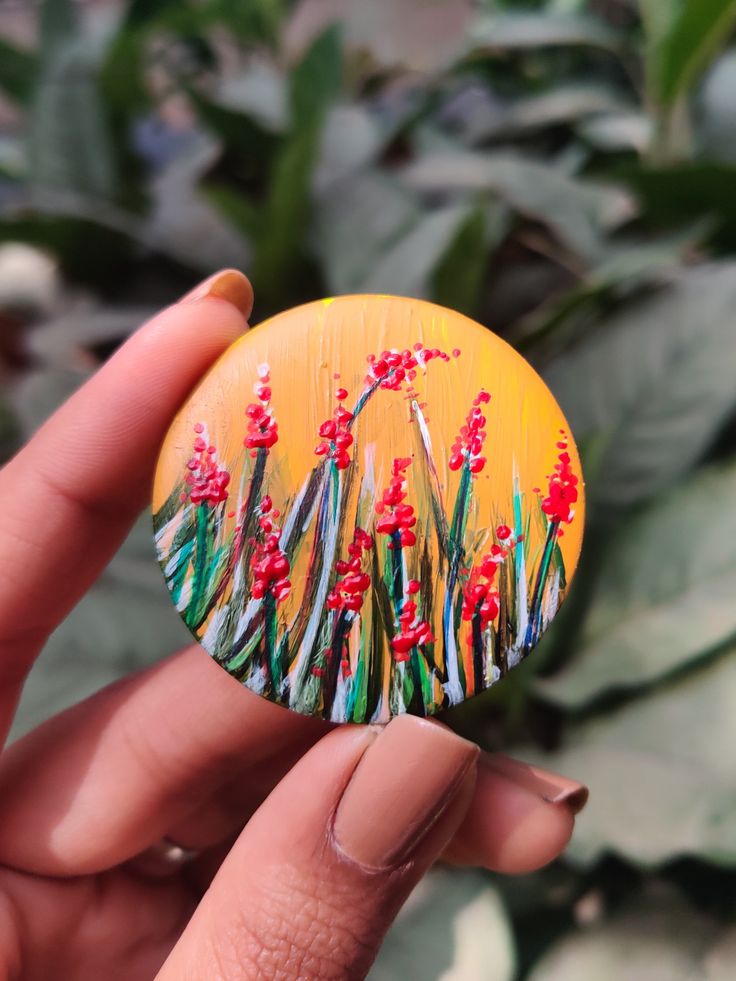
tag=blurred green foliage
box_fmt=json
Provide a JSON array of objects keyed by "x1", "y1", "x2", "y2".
[{"x1": 2, "y1": 0, "x2": 736, "y2": 977}]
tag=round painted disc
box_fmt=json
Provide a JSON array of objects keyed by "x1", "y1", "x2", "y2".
[{"x1": 153, "y1": 295, "x2": 584, "y2": 722}]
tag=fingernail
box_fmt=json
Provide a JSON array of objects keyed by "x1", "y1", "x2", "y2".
[
  {"x1": 181, "y1": 269, "x2": 254, "y2": 319},
  {"x1": 333, "y1": 716, "x2": 478, "y2": 869},
  {"x1": 482, "y1": 754, "x2": 588, "y2": 814}
]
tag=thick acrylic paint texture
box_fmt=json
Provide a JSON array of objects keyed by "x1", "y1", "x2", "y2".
[{"x1": 153, "y1": 295, "x2": 584, "y2": 722}]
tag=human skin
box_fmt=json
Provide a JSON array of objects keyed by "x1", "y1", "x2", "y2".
[{"x1": 0, "y1": 271, "x2": 587, "y2": 980}]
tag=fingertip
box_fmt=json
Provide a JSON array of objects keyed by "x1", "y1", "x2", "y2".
[
  {"x1": 445, "y1": 762, "x2": 576, "y2": 874},
  {"x1": 180, "y1": 269, "x2": 254, "y2": 321}
]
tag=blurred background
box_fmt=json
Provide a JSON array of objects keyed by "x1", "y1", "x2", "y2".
[{"x1": 1, "y1": 0, "x2": 736, "y2": 977}]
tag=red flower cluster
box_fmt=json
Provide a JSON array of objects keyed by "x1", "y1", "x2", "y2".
[
  {"x1": 540, "y1": 432, "x2": 579, "y2": 525},
  {"x1": 365, "y1": 343, "x2": 453, "y2": 393},
  {"x1": 327, "y1": 527, "x2": 374, "y2": 614},
  {"x1": 183, "y1": 423, "x2": 231, "y2": 505},
  {"x1": 461, "y1": 525, "x2": 522, "y2": 633},
  {"x1": 251, "y1": 495, "x2": 291, "y2": 602},
  {"x1": 449, "y1": 390, "x2": 491, "y2": 474},
  {"x1": 245, "y1": 365, "x2": 278, "y2": 457},
  {"x1": 314, "y1": 387, "x2": 354, "y2": 470},
  {"x1": 375, "y1": 457, "x2": 417, "y2": 549},
  {"x1": 392, "y1": 599, "x2": 434, "y2": 660}
]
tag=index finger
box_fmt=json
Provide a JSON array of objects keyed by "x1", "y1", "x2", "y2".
[{"x1": 0, "y1": 270, "x2": 252, "y2": 739}]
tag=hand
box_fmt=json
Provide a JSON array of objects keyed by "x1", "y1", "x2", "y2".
[{"x1": 0, "y1": 271, "x2": 587, "y2": 980}]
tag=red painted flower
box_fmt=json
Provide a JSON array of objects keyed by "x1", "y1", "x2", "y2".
[
  {"x1": 391, "y1": 599, "x2": 434, "y2": 661},
  {"x1": 375, "y1": 457, "x2": 417, "y2": 549},
  {"x1": 183, "y1": 423, "x2": 231, "y2": 505},
  {"x1": 365, "y1": 343, "x2": 451, "y2": 394},
  {"x1": 251, "y1": 495, "x2": 291, "y2": 603},
  {"x1": 461, "y1": 525, "x2": 522, "y2": 635},
  {"x1": 540, "y1": 432, "x2": 579, "y2": 525},
  {"x1": 314, "y1": 386, "x2": 354, "y2": 470},
  {"x1": 326, "y1": 527, "x2": 374, "y2": 614},
  {"x1": 245, "y1": 364, "x2": 278, "y2": 456},
  {"x1": 449, "y1": 390, "x2": 491, "y2": 475}
]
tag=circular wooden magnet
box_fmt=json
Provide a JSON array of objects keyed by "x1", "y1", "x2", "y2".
[{"x1": 153, "y1": 295, "x2": 584, "y2": 722}]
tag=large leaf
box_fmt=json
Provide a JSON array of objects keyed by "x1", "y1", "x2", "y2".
[
  {"x1": 146, "y1": 137, "x2": 252, "y2": 273},
  {"x1": 29, "y1": 2, "x2": 118, "y2": 200},
  {"x1": 466, "y1": 12, "x2": 622, "y2": 54},
  {"x1": 462, "y1": 85, "x2": 631, "y2": 144},
  {"x1": 313, "y1": 104, "x2": 384, "y2": 193},
  {"x1": 361, "y1": 202, "x2": 481, "y2": 298},
  {"x1": 403, "y1": 151, "x2": 634, "y2": 261},
  {"x1": 544, "y1": 262, "x2": 736, "y2": 509},
  {"x1": 252, "y1": 25, "x2": 342, "y2": 302},
  {"x1": 369, "y1": 869, "x2": 515, "y2": 981},
  {"x1": 514, "y1": 230, "x2": 699, "y2": 354},
  {"x1": 536, "y1": 463, "x2": 736, "y2": 709},
  {"x1": 433, "y1": 203, "x2": 503, "y2": 316},
  {"x1": 618, "y1": 162, "x2": 736, "y2": 253},
  {"x1": 697, "y1": 52, "x2": 736, "y2": 163},
  {"x1": 0, "y1": 37, "x2": 39, "y2": 106},
  {"x1": 653, "y1": 0, "x2": 736, "y2": 105},
  {"x1": 528, "y1": 648, "x2": 736, "y2": 867},
  {"x1": 529, "y1": 885, "x2": 724, "y2": 981},
  {"x1": 311, "y1": 171, "x2": 420, "y2": 294}
]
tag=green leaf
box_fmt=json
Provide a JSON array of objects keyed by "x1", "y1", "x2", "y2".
[
  {"x1": 464, "y1": 86, "x2": 631, "y2": 143},
  {"x1": 536, "y1": 463, "x2": 736, "y2": 709},
  {"x1": 252, "y1": 25, "x2": 342, "y2": 302},
  {"x1": 314, "y1": 104, "x2": 384, "y2": 192},
  {"x1": 146, "y1": 140, "x2": 252, "y2": 273},
  {"x1": 529, "y1": 885, "x2": 724, "y2": 980},
  {"x1": 311, "y1": 172, "x2": 420, "y2": 294},
  {"x1": 186, "y1": 87, "x2": 282, "y2": 170},
  {"x1": 40, "y1": 0, "x2": 78, "y2": 55},
  {"x1": 544, "y1": 262, "x2": 736, "y2": 509},
  {"x1": 0, "y1": 37, "x2": 39, "y2": 106},
  {"x1": 514, "y1": 228, "x2": 702, "y2": 353},
  {"x1": 618, "y1": 161, "x2": 736, "y2": 253},
  {"x1": 577, "y1": 111, "x2": 653, "y2": 154},
  {"x1": 654, "y1": 0, "x2": 736, "y2": 105},
  {"x1": 290, "y1": 23, "x2": 342, "y2": 124},
  {"x1": 29, "y1": 4, "x2": 119, "y2": 200},
  {"x1": 404, "y1": 151, "x2": 635, "y2": 261},
  {"x1": 528, "y1": 648, "x2": 736, "y2": 867},
  {"x1": 361, "y1": 203, "x2": 479, "y2": 298},
  {"x1": 467, "y1": 12, "x2": 622, "y2": 54},
  {"x1": 433, "y1": 203, "x2": 501, "y2": 316},
  {"x1": 369, "y1": 869, "x2": 516, "y2": 981}
]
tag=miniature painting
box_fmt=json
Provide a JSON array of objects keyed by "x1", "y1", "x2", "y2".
[{"x1": 153, "y1": 295, "x2": 584, "y2": 722}]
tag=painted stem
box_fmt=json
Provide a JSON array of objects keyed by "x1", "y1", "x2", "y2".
[
  {"x1": 411, "y1": 401, "x2": 450, "y2": 558},
  {"x1": 471, "y1": 607, "x2": 484, "y2": 693},
  {"x1": 197, "y1": 447, "x2": 267, "y2": 630},
  {"x1": 186, "y1": 504, "x2": 210, "y2": 628},
  {"x1": 264, "y1": 590, "x2": 278, "y2": 692},
  {"x1": 390, "y1": 532, "x2": 404, "y2": 605},
  {"x1": 442, "y1": 462, "x2": 472, "y2": 702},
  {"x1": 290, "y1": 466, "x2": 342, "y2": 703},
  {"x1": 323, "y1": 609, "x2": 350, "y2": 717},
  {"x1": 525, "y1": 520, "x2": 559, "y2": 650}
]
